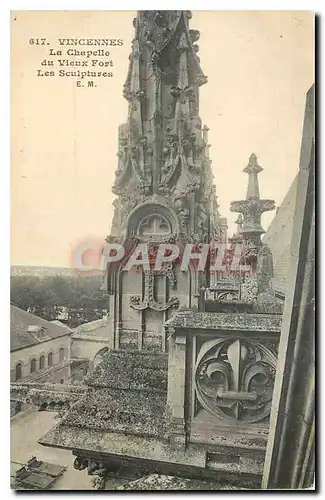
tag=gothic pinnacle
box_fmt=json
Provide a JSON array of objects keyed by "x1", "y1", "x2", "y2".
[
  {"x1": 243, "y1": 153, "x2": 263, "y2": 199},
  {"x1": 230, "y1": 154, "x2": 275, "y2": 243},
  {"x1": 111, "y1": 11, "x2": 221, "y2": 239}
]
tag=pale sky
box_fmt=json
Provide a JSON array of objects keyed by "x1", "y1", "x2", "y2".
[{"x1": 11, "y1": 11, "x2": 314, "y2": 267}]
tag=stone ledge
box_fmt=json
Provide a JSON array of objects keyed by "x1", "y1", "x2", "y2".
[{"x1": 165, "y1": 311, "x2": 282, "y2": 332}]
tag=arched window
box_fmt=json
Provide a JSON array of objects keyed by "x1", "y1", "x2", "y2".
[
  {"x1": 30, "y1": 358, "x2": 36, "y2": 373},
  {"x1": 59, "y1": 348, "x2": 64, "y2": 363},
  {"x1": 15, "y1": 363, "x2": 22, "y2": 381},
  {"x1": 137, "y1": 214, "x2": 171, "y2": 238},
  {"x1": 48, "y1": 352, "x2": 53, "y2": 367},
  {"x1": 39, "y1": 355, "x2": 45, "y2": 370}
]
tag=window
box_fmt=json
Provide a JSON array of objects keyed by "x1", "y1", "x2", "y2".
[
  {"x1": 39, "y1": 355, "x2": 45, "y2": 370},
  {"x1": 48, "y1": 352, "x2": 53, "y2": 367},
  {"x1": 138, "y1": 214, "x2": 171, "y2": 237},
  {"x1": 15, "y1": 363, "x2": 22, "y2": 381},
  {"x1": 59, "y1": 348, "x2": 64, "y2": 363},
  {"x1": 30, "y1": 358, "x2": 36, "y2": 373}
]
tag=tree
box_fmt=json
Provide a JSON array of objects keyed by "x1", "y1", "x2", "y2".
[{"x1": 10, "y1": 275, "x2": 109, "y2": 327}]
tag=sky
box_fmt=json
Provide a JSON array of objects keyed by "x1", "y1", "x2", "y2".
[{"x1": 11, "y1": 10, "x2": 314, "y2": 267}]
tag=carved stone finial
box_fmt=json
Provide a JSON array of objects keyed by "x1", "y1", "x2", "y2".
[
  {"x1": 230, "y1": 154, "x2": 275, "y2": 246},
  {"x1": 243, "y1": 153, "x2": 263, "y2": 199}
]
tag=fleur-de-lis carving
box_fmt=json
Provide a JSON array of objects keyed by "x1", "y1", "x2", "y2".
[{"x1": 195, "y1": 338, "x2": 277, "y2": 423}]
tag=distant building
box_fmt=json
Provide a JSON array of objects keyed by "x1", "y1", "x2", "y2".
[{"x1": 10, "y1": 306, "x2": 72, "y2": 385}]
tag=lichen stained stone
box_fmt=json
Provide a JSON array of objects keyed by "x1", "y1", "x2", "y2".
[{"x1": 165, "y1": 311, "x2": 282, "y2": 332}]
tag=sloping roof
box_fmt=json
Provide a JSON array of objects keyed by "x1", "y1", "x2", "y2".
[
  {"x1": 263, "y1": 175, "x2": 299, "y2": 295},
  {"x1": 40, "y1": 350, "x2": 169, "y2": 448},
  {"x1": 10, "y1": 305, "x2": 72, "y2": 351},
  {"x1": 50, "y1": 320, "x2": 73, "y2": 332},
  {"x1": 73, "y1": 318, "x2": 110, "y2": 339},
  {"x1": 60, "y1": 350, "x2": 169, "y2": 438}
]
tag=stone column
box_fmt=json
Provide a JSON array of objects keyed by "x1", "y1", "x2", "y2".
[
  {"x1": 167, "y1": 329, "x2": 187, "y2": 449},
  {"x1": 262, "y1": 84, "x2": 315, "y2": 489}
]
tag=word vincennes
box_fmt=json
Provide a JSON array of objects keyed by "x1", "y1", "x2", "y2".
[{"x1": 58, "y1": 38, "x2": 123, "y2": 46}]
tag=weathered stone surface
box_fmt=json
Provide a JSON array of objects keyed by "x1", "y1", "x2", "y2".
[
  {"x1": 165, "y1": 311, "x2": 282, "y2": 332},
  {"x1": 10, "y1": 381, "x2": 86, "y2": 407},
  {"x1": 114, "y1": 473, "x2": 246, "y2": 490},
  {"x1": 38, "y1": 350, "x2": 169, "y2": 440},
  {"x1": 62, "y1": 388, "x2": 168, "y2": 437}
]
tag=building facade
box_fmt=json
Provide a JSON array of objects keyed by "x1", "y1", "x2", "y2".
[{"x1": 10, "y1": 306, "x2": 72, "y2": 385}]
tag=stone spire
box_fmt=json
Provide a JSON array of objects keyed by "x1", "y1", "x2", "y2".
[
  {"x1": 243, "y1": 153, "x2": 262, "y2": 199},
  {"x1": 110, "y1": 10, "x2": 220, "y2": 241},
  {"x1": 230, "y1": 153, "x2": 275, "y2": 246}
]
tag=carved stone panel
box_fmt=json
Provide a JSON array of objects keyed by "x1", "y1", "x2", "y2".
[
  {"x1": 194, "y1": 337, "x2": 277, "y2": 424},
  {"x1": 130, "y1": 270, "x2": 179, "y2": 312}
]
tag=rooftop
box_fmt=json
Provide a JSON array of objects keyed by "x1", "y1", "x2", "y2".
[
  {"x1": 41, "y1": 350, "x2": 169, "y2": 445},
  {"x1": 10, "y1": 305, "x2": 72, "y2": 352}
]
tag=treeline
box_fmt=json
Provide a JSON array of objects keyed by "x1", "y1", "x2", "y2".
[{"x1": 10, "y1": 275, "x2": 109, "y2": 327}]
